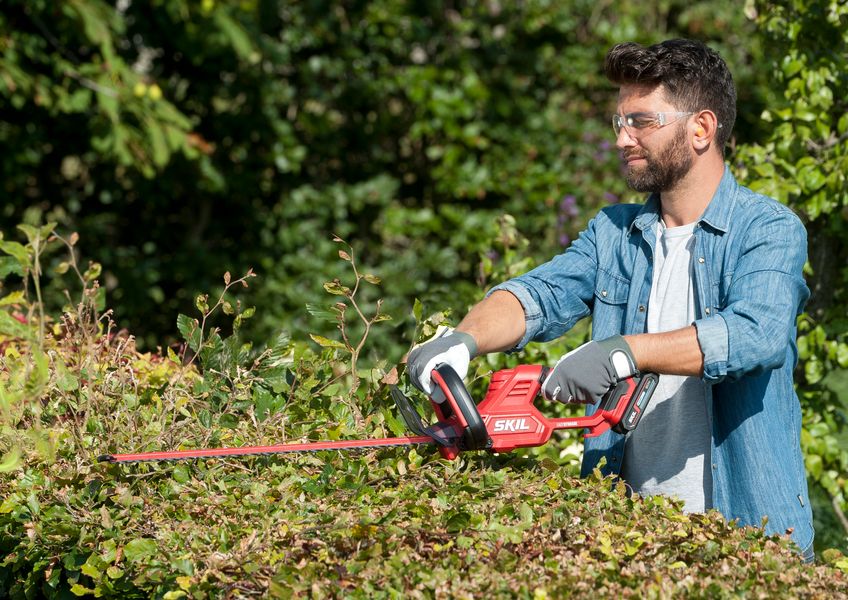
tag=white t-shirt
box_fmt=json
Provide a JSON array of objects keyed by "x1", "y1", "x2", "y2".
[{"x1": 620, "y1": 221, "x2": 713, "y2": 512}]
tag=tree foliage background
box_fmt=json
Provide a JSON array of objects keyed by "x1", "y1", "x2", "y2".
[
  {"x1": 1, "y1": 0, "x2": 779, "y2": 352},
  {"x1": 1, "y1": 0, "x2": 848, "y2": 583}
]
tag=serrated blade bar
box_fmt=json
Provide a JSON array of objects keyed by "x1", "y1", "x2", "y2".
[{"x1": 98, "y1": 435, "x2": 436, "y2": 464}]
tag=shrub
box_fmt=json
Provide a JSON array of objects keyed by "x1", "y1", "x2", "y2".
[{"x1": 1, "y1": 233, "x2": 847, "y2": 597}]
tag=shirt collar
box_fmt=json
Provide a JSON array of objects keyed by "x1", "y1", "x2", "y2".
[
  {"x1": 630, "y1": 164, "x2": 736, "y2": 235},
  {"x1": 697, "y1": 164, "x2": 736, "y2": 233}
]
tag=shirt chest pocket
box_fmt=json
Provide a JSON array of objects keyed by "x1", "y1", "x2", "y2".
[
  {"x1": 593, "y1": 269, "x2": 630, "y2": 336},
  {"x1": 594, "y1": 269, "x2": 630, "y2": 305}
]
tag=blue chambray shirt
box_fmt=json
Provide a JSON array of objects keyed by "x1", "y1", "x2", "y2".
[{"x1": 489, "y1": 166, "x2": 814, "y2": 555}]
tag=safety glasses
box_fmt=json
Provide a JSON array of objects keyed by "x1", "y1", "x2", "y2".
[{"x1": 612, "y1": 111, "x2": 693, "y2": 137}]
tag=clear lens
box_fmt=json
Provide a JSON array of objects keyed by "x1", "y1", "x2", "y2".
[{"x1": 611, "y1": 112, "x2": 693, "y2": 137}]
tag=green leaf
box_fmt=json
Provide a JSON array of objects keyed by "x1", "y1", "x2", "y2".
[
  {"x1": 15, "y1": 225, "x2": 39, "y2": 244},
  {"x1": 253, "y1": 386, "x2": 275, "y2": 420},
  {"x1": 19, "y1": 222, "x2": 57, "y2": 244},
  {"x1": 306, "y1": 303, "x2": 338, "y2": 322},
  {"x1": 0, "y1": 311, "x2": 33, "y2": 340},
  {"x1": 413, "y1": 298, "x2": 423, "y2": 322},
  {"x1": 0, "y1": 291, "x2": 25, "y2": 306},
  {"x1": 70, "y1": 584, "x2": 96, "y2": 597},
  {"x1": 0, "y1": 494, "x2": 19, "y2": 513},
  {"x1": 177, "y1": 314, "x2": 202, "y2": 352},
  {"x1": 123, "y1": 538, "x2": 158, "y2": 563},
  {"x1": 97, "y1": 87, "x2": 120, "y2": 123},
  {"x1": 145, "y1": 117, "x2": 170, "y2": 167},
  {"x1": 106, "y1": 566, "x2": 124, "y2": 579},
  {"x1": 219, "y1": 413, "x2": 239, "y2": 429},
  {"x1": 0, "y1": 447, "x2": 21, "y2": 473},
  {"x1": 214, "y1": 11, "x2": 254, "y2": 59},
  {"x1": 838, "y1": 112, "x2": 848, "y2": 135},
  {"x1": 836, "y1": 343, "x2": 848, "y2": 368},
  {"x1": 309, "y1": 334, "x2": 346, "y2": 350},
  {"x1": 55, "y1": 361, "x2": 80, "y2": 392},
  {"x1": 80, "y1": 559, "x2": 102, "y2": 580},
  {"x1": 0, "y1": 241, "x2": 31, "y2": 269},
  {"x1": 383, "y1": 407, "x2": 407, "y2": 437},
  {"x1": 167, "y1": 346, "x2": 181, "y2": 364},
  {"x1": 806, "y1": 453, "x2": 823, "y2": 479},
  {"x1": 84, "y1": 262, "x2": 102, "y2": 282},
  {"x1": 0, "y1": 256, "x2": 24, "y2": 278},
  {"x1": 69, "y1": 0, "x2": 111, "y2": 44},
  {"x1": 64, "y1": 88, "x2": 93, "y2": 112},
  {"x1": 173, "y1": 464, "x2": 190, "y2": 484},
  {"x1": 805, "y1": 358, "x2": 824, "y2": 385},
  {"x1": 445, "y1": 510, "x2": 471, "y2": 533},
  {"x1": 26, "y1": 349, "x2": 50, "y2": 397},
  {"x1": 323, "y1": 281, "x2": 351, "y2": 296}
]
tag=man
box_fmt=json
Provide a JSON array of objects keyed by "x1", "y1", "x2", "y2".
[{"x1": 407, "y1": 39, "x2": 814, "y2": 560}]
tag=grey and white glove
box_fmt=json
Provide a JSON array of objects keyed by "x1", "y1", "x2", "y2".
[
  {"x1": 542, "y1": 335, "x2": 637, "y2": 405},
  {"x1": 406, "y1": 326, "x2": 478, "y2": 399}
]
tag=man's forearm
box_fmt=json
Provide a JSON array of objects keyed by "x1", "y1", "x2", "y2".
[
  {"x1": 624, "y1": 325, "x2": 704, "y2": 377},
  {"x1": 456, "y1": 290, "x2": 526, "y2": 355}
]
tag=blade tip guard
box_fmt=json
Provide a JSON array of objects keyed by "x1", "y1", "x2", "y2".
[{"x1": 98, "y1": 454, "x2": 117, "y2": 463}]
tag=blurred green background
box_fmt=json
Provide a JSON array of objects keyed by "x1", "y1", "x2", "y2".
[{"x1": 1, "y1": 0, "x2": 778, "y2": 356}]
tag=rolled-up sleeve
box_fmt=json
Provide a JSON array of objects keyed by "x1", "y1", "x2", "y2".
[
  {"x1": 485, "y1": 216, "x2": 600, "y2": 351},
  {"x1": 486, "y1": 280, "x2": 545, "y2": 350},
  {"x1": 695, "y1": 209, "x2": 809, "y2": 383},
  {"x1": 694, "y1": 313, "x2": 729, "y2": 382}
]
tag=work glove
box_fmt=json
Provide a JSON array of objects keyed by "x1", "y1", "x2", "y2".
[
  {"x1": 542, "y1": 335, "x2": 637, "y2": 405},
  {"x1": 406, "y1": 326, "x2": 478, "y2": 399}
]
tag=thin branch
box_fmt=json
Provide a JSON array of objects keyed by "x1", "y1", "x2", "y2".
[
  {"x1": 805, "y1": 130, "x2": 848, "y2": 155},
  {"x1": 64, "y1": 69, "x2": 119, "y2": 98},
  {"x1": 832, "y1": 494, "x2": 848, "y2": 537}
]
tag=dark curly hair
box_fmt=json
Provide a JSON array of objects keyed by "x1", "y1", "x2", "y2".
[{"x1": 605, "y1": 39, "x2": 736, "y2": 152}]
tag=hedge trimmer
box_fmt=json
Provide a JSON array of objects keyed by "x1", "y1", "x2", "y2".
[{"x1": 98, "y1": 365, "x2": 658, "y2": 464}]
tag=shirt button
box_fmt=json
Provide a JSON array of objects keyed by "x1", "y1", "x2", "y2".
[
  {"x1": 712, "y1": 463, "x2": 717, "y2": 470},
  {"x1": 705, "y1": 308, "x2": 711, "y2": 315},
  {"x1": 602, "y1": 290, "x2": 608, "y2": 297},
  {"x1": 698, "y1": 257, "x2": 705, "y2": 264},
  {"x1": 638, "y1": 305, "x2": 646, "y2": 312}
]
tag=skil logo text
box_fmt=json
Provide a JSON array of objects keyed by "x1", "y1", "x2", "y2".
[{"x1": 492, "y1": 418, "x2": 532, "y2": 433}]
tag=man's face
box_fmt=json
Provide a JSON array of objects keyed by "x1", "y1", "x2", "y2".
[{"x1": 614, "y1": 84, "x2": 694, "y2": 193}]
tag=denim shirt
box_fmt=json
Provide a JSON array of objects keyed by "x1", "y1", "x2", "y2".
[{"x1": 489, "y1": 166, "x2": 814, "y2": 555}]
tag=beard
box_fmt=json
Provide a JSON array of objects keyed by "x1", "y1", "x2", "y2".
[{"x1": 623, "y1": 125, "x2": 693, "y2": 193}]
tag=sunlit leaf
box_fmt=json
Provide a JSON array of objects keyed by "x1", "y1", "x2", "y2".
[
  {"x1": 309, "y1": 334, "x2": 346, "y2": 350},
  {"x1": 123, "y1": 538, "x2": 157, "y2": 563}
]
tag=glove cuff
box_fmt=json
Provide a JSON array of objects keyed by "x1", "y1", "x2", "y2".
[
  {"x1": 450, "y1": 330, "x2": 479, "y2": 359},
  {"x1": 597, "y1": 335, "x2": 637, "y2": 379}
]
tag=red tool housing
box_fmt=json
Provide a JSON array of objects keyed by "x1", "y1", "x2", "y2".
[{"x1": 428, "y1": 364, "x2": 658, "y2": 458}]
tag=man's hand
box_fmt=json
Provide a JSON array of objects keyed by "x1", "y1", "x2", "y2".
[
  {"x1": 542, "y1": 335, "x2": 637, "y2": 404},
  {"x1": 406, "y1": 327, "x2": 478, "y2": 397}
]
